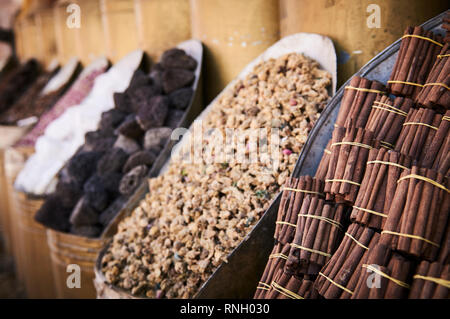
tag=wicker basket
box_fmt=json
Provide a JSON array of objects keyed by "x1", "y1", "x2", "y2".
[
  {"x1": 13, "y1": 190, "x2": 55, "y2": 298},
  {"x1": 47, "y1": 229, "x2": 106, "y2": 298},
  {"x1": 0, "y1": 126, "x2": 32, "y2": 256}
]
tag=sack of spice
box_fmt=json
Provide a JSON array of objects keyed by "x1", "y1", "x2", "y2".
[
  {"x1": 0, "y1": 58, "x2": 81, "y2": 125},
  {"x1": 34, "y1": 47, "x2": 200, "y2": 238},
  {"x1": 14, "y1": 50, "x2": 145, "y2": 196},
  {"x1": 0, "y1": 59, "x2": 41, "y2": 115}
]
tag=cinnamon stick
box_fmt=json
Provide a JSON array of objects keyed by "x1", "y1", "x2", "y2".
[
  {"x1": 315, "y1": 140, "x2": 332, "y2": 180},
  {"x1": 419, "y1": 110, "x2": 450, "y2": 173}
]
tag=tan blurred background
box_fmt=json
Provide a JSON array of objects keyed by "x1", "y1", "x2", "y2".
[{"x1": 1, "y1": 0, "x2": 447, "y2": 102}]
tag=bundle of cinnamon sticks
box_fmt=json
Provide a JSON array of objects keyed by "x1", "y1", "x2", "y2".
[
  {"x1": 366, "y1": 95, "x2": 414, "y2": 149},
  {"x1": 336, "y1": 76, "x2": 386, "y2": 128},
  {"x1": 351, "y1": 243, "x2": 415, "y2": 299},
  {"x1": 287, "y1": 198, "x2": 347, "y2": 275},
  {"x1": 388, "y1": 26, "x2": 443, "y2": 99},
  {"x1": 254, "y1": 243, "x2": 290, "y2": 298},
  {"x1": 409, "y1": 261, "x2": 449, "y2": 298},
  {"x1": 350, "y1": 148, "x2": 412, "y2": 230},
  {"x1": 314, "y1": 224, "x2": 380, "y2": 299},
  {"x1": 380, "y1": 166, "x2": 449, "y2": 261},
  {"x1": 324, "y1": 127, "x2": 376, "y2": 204},
  {"x1": 254, "y1": 18, "x2": 449, "y2": 300},
  {"x1": 415, "y1": 44, "x2": 449, "y2": 111},
  {"x1": 394, "y1": 107, "x2": 443, "y2": 159},
  {"x1": 274, "y1": 176, "x2": 324, "y2": 245}
]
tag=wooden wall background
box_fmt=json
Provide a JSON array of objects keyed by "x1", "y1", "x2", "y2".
[{"x1": 12, "y1": 0, "x2": 449, "y2": 102}]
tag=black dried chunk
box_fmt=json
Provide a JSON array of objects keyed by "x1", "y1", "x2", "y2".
[
  {"x1": 129, "y1": 69, "x2": 151, "y2": 88},
  {"x1": 99, "y1": 197, "x2": 127, "y2": 227},
  {"x1": 114, "y1": 92, "x2": 132, "y2": 113},
  {"x1": 164, "y1": 109, "x2": 184, "y2": 128},
  {"x1": 97, "y1": 147, "x2": 129, "y2": 174},
  {"x1": 113, "y1": 135, "x2": 141, "y2": 154},
  {"x1": 116, "y1": 115, "x2": 145, "y2": 139},
  {"x1": 162, "y1": 68, "x2": 195, "y2": 94},
  {"x1": 136, "y1": 95, "x2": 169, "y2": 130},
  {"x1": 34, "y1": 195, "x2": 72, "y2": 232},
  {"x1": 169, "y1": 87, "x2": 193, "y2": 110},
  {"x1": 99, "y1": 109, "x2": 128, "y2": 131},
  {"x1": 144, "y1": 127, "x2": 172, "y2": 150},
  {"x1": 83, "y1": 175, "x2": 109, "y2": 211},
  {"x1": 100, "y1": 172, "x2": 123, "y2": 196},
  {"x1": 128, "y1": 85, "x2": 161, "y2": 113},
  {"x1": 122, "y1": 151, "x2": 156, "y2": 173},
  {"x1": 54, "y1": 181, "x2": 83, "y2": 208},
  {"x1": 119, "y1": 165, "x2": 149, "y2": 196},
  {"x1": 66, "y1": 151, "x2": 103, "y2": 185},
  {"x1": 69, "y1": 197, "x2": 99, "y2": 226},
  {"x1": 161, "y1": 49, "x2": 197, "y2": 70}
]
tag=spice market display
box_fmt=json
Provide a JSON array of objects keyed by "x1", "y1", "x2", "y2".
[{"x1": 0, "y1": 0, "x2": 448, "y2": 302}]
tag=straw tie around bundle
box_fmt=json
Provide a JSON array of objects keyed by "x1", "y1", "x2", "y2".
[
  {"x1": 409, "y1": 261, "x2": 449, "y2": 299},
  {"x1": 351, "y1": 244, "x2": 414, "y2": 299}
]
